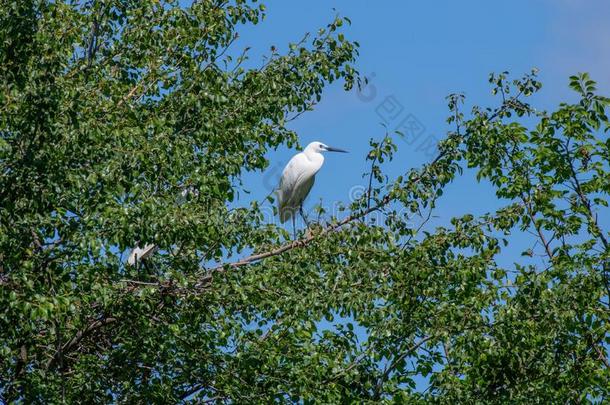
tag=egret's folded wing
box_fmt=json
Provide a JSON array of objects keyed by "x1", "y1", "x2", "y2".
[
  {"x1": 278, "y1": 156, "x2": 301, "y2": 205},
  {"x1": 278, "y1": 154, "x2": 315, "y2": 222}
]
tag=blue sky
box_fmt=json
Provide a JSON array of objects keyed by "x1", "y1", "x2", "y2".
[{"x1": 236, "y1": 0, "x2": 610, "y2": 252}]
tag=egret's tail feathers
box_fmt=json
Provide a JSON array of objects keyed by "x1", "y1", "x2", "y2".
[
  {"x1": 279, "y1": 206, "x2": 293, "y2": 223},
  {"x1": 278, "y1": 192, "x2": 298, "y2": 223},
  {"x1": 277, "y1": 190, "x2": 289, "y2": 223}
]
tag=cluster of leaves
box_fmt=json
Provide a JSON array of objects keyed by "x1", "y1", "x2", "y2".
[{"x1": 1, "y1": 1, "x2": 609, "y2": 403}]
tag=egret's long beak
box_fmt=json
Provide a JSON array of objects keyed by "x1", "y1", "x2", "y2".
[{"x1": 325, "y1": 146, "x2": 348, "y2": 153}]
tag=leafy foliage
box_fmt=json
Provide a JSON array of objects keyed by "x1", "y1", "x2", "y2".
[{"x1": 1, "y1": 1, "x2": 609, "y2": 403}]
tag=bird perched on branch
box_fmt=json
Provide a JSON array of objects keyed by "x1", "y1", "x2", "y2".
[{"x1": 277, "y1": 141, "x2": 347, "y2": 238}]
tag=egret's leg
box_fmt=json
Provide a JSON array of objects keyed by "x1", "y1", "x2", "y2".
[
  {"x1": 292, "y1": 215, "x2": 296, "y2": 240},
  {"x1": 299, "y1": 205, "x2": 310, "y2": 228}
]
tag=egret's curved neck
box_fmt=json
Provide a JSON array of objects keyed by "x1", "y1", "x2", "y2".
[
  {"x1": 304, "y1": 147, "x2": 321, "y2": 160},
  {"x1": 303, "y1": 148, "x2": 324, "y2": 170}
]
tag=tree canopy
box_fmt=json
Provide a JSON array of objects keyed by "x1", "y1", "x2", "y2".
[{"x1": 1, "y1": 1, "x2": 609, "y2": 403}]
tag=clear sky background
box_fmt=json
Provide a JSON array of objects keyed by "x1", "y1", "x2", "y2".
[{"x1": 235, "y1": 0, "x2": 609, "y2": 261}]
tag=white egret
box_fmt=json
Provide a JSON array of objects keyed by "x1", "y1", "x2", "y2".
[
  {"x1": 277, "y1": 141, "x2": 347, "y2": 238},
  {"x1": 127, "y1": 243, "x2": 157, "y2": 266}
]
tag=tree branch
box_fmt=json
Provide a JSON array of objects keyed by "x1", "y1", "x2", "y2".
[
  {"x1": 521, "y1": 195, "x2": 555, "y2": 264},
  {"x1": 46, "y1": 317, "x2": 117, "y2": 370},
  {"x1": 207, "y1": 189, "x2": 390, "y2": 273},
  {"x1": 563, "y1": 141, "x2": 608, "y2": 249},
  {"x1": 374, "y1": 335, "x2": 434, "y2": 398}
]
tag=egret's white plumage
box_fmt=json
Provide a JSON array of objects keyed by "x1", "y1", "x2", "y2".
[
  {"x1": 277, "y1": 141, "x2": 347, "y2": 226},
  {"x1": 127, "y1": 243, "x2": 157, "y2": 266}
]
